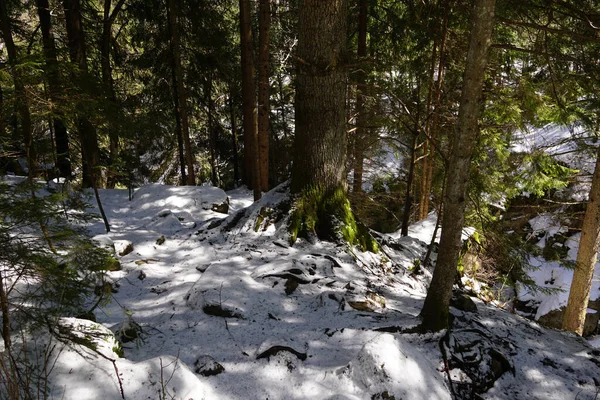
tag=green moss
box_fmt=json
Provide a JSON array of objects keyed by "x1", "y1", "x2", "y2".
[{"x1": 288, "y1": 185, "x2": 378, "y2": 252}]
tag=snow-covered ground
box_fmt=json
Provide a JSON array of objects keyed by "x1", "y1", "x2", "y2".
[{"x1": 14, "y1": 181, "x2": 599, "y2": 400}]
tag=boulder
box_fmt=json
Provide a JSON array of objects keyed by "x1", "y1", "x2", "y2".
[{"x1": 537, "y1": 307, "x2": 599, "y2": 337}]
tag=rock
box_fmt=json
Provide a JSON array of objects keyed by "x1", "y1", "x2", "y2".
[
  {"x1": 92, "y1": 234, "x2": 115, "y2": 254},
  {"x1": 105, "y1": 256, "x2": 122, "y2": 271},
  {"x1": 211, "y1": 198, "x2": 229, "y2": 214},
  {"x1": 156, "y1": 235, "x2": 166, "y2": 245},
  {"x1": 537, "y1": 307, "x2": 599, "y2": 337},
  {"x1": 195, "y1": 264, "x2": 210, "y2": 272},
  {"x1": 451, "y1": 293, "x2": 478, "y2": 313},
  {"x1": 194, "y1": 355, "x2": 225, "y2": 376},
  {"x1": 114, "y1": 240, "x2": 134, "y2": 257}
]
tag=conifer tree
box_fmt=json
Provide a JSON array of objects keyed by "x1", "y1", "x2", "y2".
[{"x1": 420, "y1": 0, "x2": 496, "y2": 332}]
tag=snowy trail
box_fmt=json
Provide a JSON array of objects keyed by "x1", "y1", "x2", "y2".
[{"x1": 39, "y1": 183, "x2": 600, "y2": 400}]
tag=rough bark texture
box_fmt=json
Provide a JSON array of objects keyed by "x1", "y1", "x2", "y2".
[
  {"x1": 258, "y1": 0, "x2": 270, "y2": 192},
  {"x1": 63, "y1": 0, "x2": 101, "y2": 188},
  {"x1": 291, "y1": 0, "x2": 348, "y2": 194},
  {"x1": 420, "y1": 0, "x2": 495, "y2": 332},
  {"x1": 563, "y1": 147, "x2": 600, "y2": 335},
  {"x1": 167, "y1": 0, "x2": 195, "y2": 185},
  {"x1": 419, "y1": 0, "x2": 449, "y2": 220},
  {"x1": 37, "y1": 0, "x2": 72, "y2": 179},
  {"x1": 102, "y1": 0, "x2": 125, "y2": 188},
  {"x1": 230, "y1": 90, "x2": 240, "y2": 185},
  {"x1": 0, "y1": 0, "x2": 35, "y2": 172},
  {"x1": 239, "y1": 0, "x2": 258, "y2": 193},
  {"x1": 352, "y1": 0, "x2": 368, "y2": 193},
  {"x1": 401, "y1": 134, "x2": 418, "y2": 236}
]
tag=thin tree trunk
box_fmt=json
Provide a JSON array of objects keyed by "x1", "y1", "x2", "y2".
[
  {"x1": 63, "y1": 0, "x2": 101, "y2": 188},
  {"x1": 0, "y1": 0, "x2": 36, "y2": 173},
  {"x1": 419, "y1": 0, "x2": 496, "y2": 332},
  {"x1": 171, "y1": 62, "x2": 187, "y2": 185},
  {"x1": 206, "y1": 78, "x2": 219, "y2": 186},
  {"x1": 102, "y1": 0, "x2": 126, "y2": 188},
  {"x1": 258, "y1": 0, "x2": 270, "y2": 192},
  {"x1": 291, "y1": 0, "x2": 348, "y2": 194},
  {"x1": 239, "y1": 0, "x2": 259, "y2": 198},
  {"x1": 563, "y1": 146, "x2": 600, "y2": 335},
  {"x1": 419, "y1": 0, "x2": 449, "y2": 220},
  {"x1": 230, "y1": 91, "x2": 240, "y2": 186},
  {"x1": 37, "y1": 0, "x2": 72, "y2": 180},
  {"x1": 352, "y1": 0, "x2": 368, "y2": 193},
  {"x1": 0, "y1": 271, "x2": 11, "y2": 349},
  {"x1": 167, "y1": 0, "x2": 195, "y2": 186},
  {"x1": 401, "y1": 134, "x2": 418, "y2": 236}
]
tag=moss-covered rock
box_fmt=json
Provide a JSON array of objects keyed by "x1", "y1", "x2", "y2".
[{"x1": 288, "y1": 185, "x2": 378, "y2": 252}]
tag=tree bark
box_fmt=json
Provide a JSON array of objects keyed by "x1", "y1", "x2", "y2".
[
  {"x1": 291, "y1": 0, "x2": 348, "y2": 194},
  {"x1": 419, "y1": 0, "x2": 495, "y2": 332},
  {"x1": 401, "y1": 134, "x2": 418, "y2": 236},
  {"x1": 419, "y1": 0, "x2": 449, "y2": 220},
  {"x1": 63, "y1": 0, "x2": 101, "y2": 188},
  {"x1": 563, "y1": 146, "x2": 600, "y2": 335},
  {"x1": 230, "y1": 90, "x2": 240, "y2": 185},
  {"x1": 102, "y1": 0, "x2": 126, "y2": 188},
  {"x1": 239, "y1": 0, "x2": 260, "y2": 199},
  {"x1": 206, "y1": 77, "x2": 219, "y2": 186},
  {"x1": 0, "y1": 0, "x2": 36, "y2": 173},
  {"x1": 37, "y1": 0, "x2": 72, "y2": 180},
  {"x1": 258, "y1": 0, "x2": 270, "y2": 192},
  {"x1": 167, "y1": 0, "x2": 196, "y2": 186},
  {"x1": 352, "y1": 0, "x2": 368, "y2": 193}
]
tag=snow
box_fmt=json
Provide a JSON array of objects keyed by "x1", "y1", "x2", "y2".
[{"x1": 5, "y1": 181, "x2": 600, "y2": 399}]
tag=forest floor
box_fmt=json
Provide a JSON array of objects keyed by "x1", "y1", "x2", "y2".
[{"x1": 30, "y1": 178, "x2": 600, "y2": 400}]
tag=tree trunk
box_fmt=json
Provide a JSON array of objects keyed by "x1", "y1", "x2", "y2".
[
  {"x1": 419, "y1": 0, "x2": 449, "y2": 220},
  {"x1": 63, "y1": 0, "x2": 101, "y2": 188},
  {"x1": 102, "y1": 0, "x2": 126, "y2": 188},
  {"x1": 37, "y1": 0, "x2": 72, "y2": 180},
  {"x1": 258, "y1": 0, "x2": 270, "y2": 192},
  {"x1": 230, "y1": 90, "x2": 240, "y2": 186},
  {"x1": 0, "y1": 0, "x2": 36, "y2": 173},
  {"x1": 352, "y1": 0, "x2": 368, "y2": 193},
  {"x1": 563, "y1": 146, "x2": 600, "y2": 335},
  {"x1": 167, "y1": 0, "x2": 196, "y2": 186},
  {"x1": 419, "y1": 0, "x2": 495, "y2": 332},
  {"x1": 206, "y1": 78, "x2": 219, "y2": 186},
  {"x1": 401, "y1": 134, "x2": 418, "y2": 236},
  {"x1": 291, "y1": 0, "x2": 348, "y2": 194},
  {"x1": 239, "y1": 0, "x2": 260, "y2": 199}
]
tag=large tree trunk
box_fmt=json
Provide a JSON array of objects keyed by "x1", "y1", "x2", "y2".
[
  {"x1": 291, "y1": 0, "x2": 348, "y2": 194},
  {"x1": 167, "y1": 0, "x2": 195, "y2": 186},
  {"x1": 239, "y1": 0, "x2": 260, "y2": 199},
  {"x1": 258, "y1": 0, "x2": 270, "y2": 192},
  {"x1": 563, "y1": 147, "x2": 600, "y2": 335},
  {"x1": 419, "y1": 0, "x2": 495, "y2": 332},
  {"x1": 206, "y1": 77, "x2": 219, "y2": 186},
  {"x1": 0, "y1": 0, "x2": 35, "y2": 173},
  {"x1": 63, "y1": 0, "x2": 101, "y2": 188},
  {"x1": 37, "y1": 0, "x2": 72, "y2": 180},
  {"x1": 102, "y1": 0, "x2": 125, "y2": 188},
  {"x1": 351, "y1": 0, "x2": 368, "y2": 193}
]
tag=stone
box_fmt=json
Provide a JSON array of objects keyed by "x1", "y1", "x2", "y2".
[
  {"x1": 194, "y1": 355, "x2": 225, "y2": 376},
  {"x1": 211, "y1": 199, "x2": 229, "y2": 214},
  {"x1": 451, "y1": 293, "x2": 478, "y2": 313},
  {"x1": 537, "y1": 307, "x2": 600, "y2": 337},
  {"x1": 114, "y1": 240, "x2": 134, "y2": 257}
]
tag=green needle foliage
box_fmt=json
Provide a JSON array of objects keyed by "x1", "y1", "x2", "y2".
[{"x1": 0, "y1": 177, "x2": 112, "y2": 343}]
